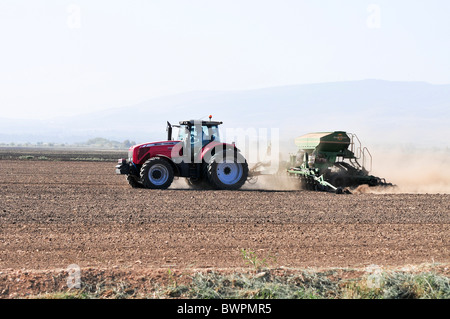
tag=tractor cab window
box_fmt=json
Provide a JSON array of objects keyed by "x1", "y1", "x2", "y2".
[
  {"x1": 177, "y1": 125, "x2": 190, "y2": 142},
  {"x1": 202, "y1": 125, "x2": 220, "y2": 143},
  {"x1": 177, "y1": 123, "x2": 220, "y2": 151},
  {"x1": 190, "y1": 126, "x2": 200, "y2": 144},
  {"x1": 189, "y1": 124, "x2": 221, "y2": 146}
]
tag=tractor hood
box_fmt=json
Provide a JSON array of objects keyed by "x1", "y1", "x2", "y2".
[
  {"x1": 129, "y1": 140, "x2": 181, "y2": 164},
  {"x1": 133, "y1": 140, "x2": 181, "y2": 149}
]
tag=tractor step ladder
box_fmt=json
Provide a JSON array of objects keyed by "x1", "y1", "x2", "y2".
[{"x1": 348, "y1": 133, "x2": 372, "y2": 173}]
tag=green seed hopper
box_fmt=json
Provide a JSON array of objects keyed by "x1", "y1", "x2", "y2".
[{"x1": 287, "y1": 131, "x2": 392, "y2": 193}]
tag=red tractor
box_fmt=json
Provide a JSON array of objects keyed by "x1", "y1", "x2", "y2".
[{"x1": 115, "y1": 117, "x2": 249, "y2": 190}]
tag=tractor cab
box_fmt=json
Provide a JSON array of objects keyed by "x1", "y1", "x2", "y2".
[
  {"x1": 167, "y1": 119, "x2": 223, "y2": 156},
  {"x1": 178, "y1": 120, "x2": 221, "y2": 146}
]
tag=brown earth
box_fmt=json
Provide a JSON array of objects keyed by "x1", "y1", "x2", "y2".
[{"x1": 0, "y1": 157, "x2": 449, "y2": 297}]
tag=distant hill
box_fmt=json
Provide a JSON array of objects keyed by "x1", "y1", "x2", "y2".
[{"x1": 1, "y1": 80, "x2": 449, "y2": 150}]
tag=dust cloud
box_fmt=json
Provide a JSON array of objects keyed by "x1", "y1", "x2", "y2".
[
  {"x1": 246, "y1": 147, "x2": 450, "y2": 194},
  {"x1": 169, "y1": 178, "x2": 190, "y2": 189},
  {"x1": 365, "y1": 148, "x2": 450, "y2": 194}
]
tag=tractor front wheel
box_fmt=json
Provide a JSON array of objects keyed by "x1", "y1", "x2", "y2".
[{"x1": 140, "y1": 157, "x2": 174, "y2": 189}]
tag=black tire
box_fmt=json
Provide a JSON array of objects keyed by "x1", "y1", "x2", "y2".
[
  {"x1": 368, "y1": 177, "x2": 380, "y2": 187},
  {"x1": 206, "y1": 151, "x2": 248, "y2": 190},
  {"x1": 140, "y1": 157, "x2": 174, "y2": 189},
  {"x1": 299, "y1": 176, "x2": 308, "y2": 190},
  {"x1": 329, "y1": 174, "x2": 347, "y2": 188},
  {"x1": 186, "y1": 177, "x2": 210, "y2": 190},
  {"x1": 127, "y1": 175, "x2": 144, "y2": 188}
]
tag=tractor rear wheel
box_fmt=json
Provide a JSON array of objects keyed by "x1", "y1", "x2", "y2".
[
  {"x1": 140, "y1": 157, "x2": 174, "y2": 189},
  {"x1": 206, "y1": 151, "x2": 248, "y2": 190}
]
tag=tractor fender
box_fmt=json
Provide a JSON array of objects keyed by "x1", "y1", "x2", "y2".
[{"x1": 200, "y1": 142, "x2": 239, "y2": 163}]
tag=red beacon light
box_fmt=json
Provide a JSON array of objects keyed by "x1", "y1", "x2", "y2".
[{"x1": 209, "y1": 115, "x2": 212, "y2": 121}]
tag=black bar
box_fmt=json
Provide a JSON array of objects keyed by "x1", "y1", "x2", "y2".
[{"x1": 1, "y1": 299, "x2": 447, "y2": 318}]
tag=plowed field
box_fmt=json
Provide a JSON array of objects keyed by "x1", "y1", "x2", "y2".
[{"x1": 0, "y1": 155, "x2": 449, "y2": 298}]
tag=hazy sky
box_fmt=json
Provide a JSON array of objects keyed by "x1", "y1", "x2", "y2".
[{"x1": 1, "y1": 0, "x2": 449, "y2": 119}]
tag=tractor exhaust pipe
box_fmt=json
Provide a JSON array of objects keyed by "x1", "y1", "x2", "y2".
[{"x1": 167, "y1": 121, "x2": 172, "y2": 141}]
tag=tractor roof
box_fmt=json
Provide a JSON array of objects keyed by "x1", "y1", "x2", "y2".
[{"x1": 179, "y1": 120, "x2": 223, "y2": 127}]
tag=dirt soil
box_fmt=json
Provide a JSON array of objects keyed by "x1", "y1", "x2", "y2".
[{"x1": 0, "y1": 158, "x2": 449, "y2": 298}]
